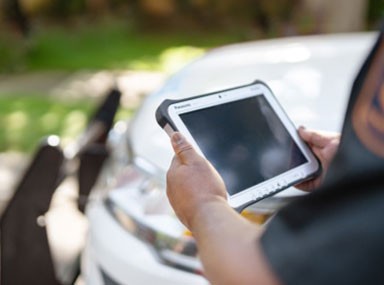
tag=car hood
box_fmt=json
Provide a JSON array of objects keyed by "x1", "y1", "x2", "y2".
[{"x1": 129, "y1": 33, "x2": 376, "y2": 173}]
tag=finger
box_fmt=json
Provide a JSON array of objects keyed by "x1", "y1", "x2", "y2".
[
  {"x1": 295, "y1": 179, "x2": 317, "y2": 192},
  {"x1": 298, "y1": 126, "x2": 328, "y2": 148},
  {"x1": 294, "y1": 180, "x2": 312, "y2": 192},
  {"x1": 171, "y1": 132, "x2": 200, "y2": 164}
]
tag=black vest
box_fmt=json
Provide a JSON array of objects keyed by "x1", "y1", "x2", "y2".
[{"x1": 324, "y1": 25, "x2": 384, "y2": 188}]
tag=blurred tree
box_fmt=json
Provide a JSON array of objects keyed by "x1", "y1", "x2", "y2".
[
  {"x1": 251, "y1": 0, "x2": 303, "y2": 36},
  {"x1": 85, "y1": 0, "x2": 109, "y2": 15},
  {"x1": 368, "y1": 0, "x2": 384, "y2": 28},
  {"x1": 140, "y1": 0, "x2": 175, "y2": 17},
  {"x1": 1, "y1": 0, "x2": 30, "y2": 37},
  {"x1": 19, "y1": 0, "x2": 51, "y2": 15},
  {"x1": 49, "y1": 0, "x2": 86, "y2": 18},
  {"x1": 303, "y1": 0, "x2": 368, "y2": 33},
  {"x1": 123, "y1": 0, "x2": 178, "y2": 30},
  {"x1": 2, "y1": 0, "x2": 380, "y2": 33}
]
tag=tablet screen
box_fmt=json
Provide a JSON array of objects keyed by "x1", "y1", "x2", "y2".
[{"x1": 179, "y1": 94, "x2": 308, "y2": 196}]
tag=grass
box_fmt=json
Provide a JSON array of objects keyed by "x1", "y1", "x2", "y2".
[
  {"x1": 0, "y1": 19, "x2": 245, "y2": 152},
  {"x1": 0, "y1": 93, "x2": 133, "y2": 153},
  {"x1": 24, "y1": 19, "x2": 244, "y2": 72}
]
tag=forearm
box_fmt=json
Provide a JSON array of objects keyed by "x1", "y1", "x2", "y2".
[{"x1": 190, "y1": 198, "x2": 280, "y2": 285}]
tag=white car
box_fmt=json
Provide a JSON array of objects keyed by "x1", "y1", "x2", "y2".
[{"x1": 81, "y1": 32, "x2": 376, "y2": 285}]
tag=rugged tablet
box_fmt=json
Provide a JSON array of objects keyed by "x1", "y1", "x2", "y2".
[{"x1": 156, "y1": 80, "x2": 320, "y2": 211}]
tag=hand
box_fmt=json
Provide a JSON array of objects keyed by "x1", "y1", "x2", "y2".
[
  {"x1": 166, "y1": 132, "x2": 227, "y2": 230},
  {"x1": 167, "y1": 132, "x2": 281, "y2": 285},
  {"x1": 295, "y1": 126, "x2": 340, "y2": 191}
]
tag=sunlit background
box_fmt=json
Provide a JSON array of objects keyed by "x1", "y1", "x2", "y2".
[{"x1": 0, "y1": 0, "x2": 383, "y2": 154}]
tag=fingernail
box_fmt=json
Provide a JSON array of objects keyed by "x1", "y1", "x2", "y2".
[{"x1": 172, "y1": 132, "x2": 184, "y2": 145}]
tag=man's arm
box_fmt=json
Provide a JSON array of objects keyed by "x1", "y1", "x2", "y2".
[
  {"x1": 189, "y1": 199, "x2": 280, "y2": 285},
  {"x1": 167, "y1": 132, "x2": 280, "y2": 285}
]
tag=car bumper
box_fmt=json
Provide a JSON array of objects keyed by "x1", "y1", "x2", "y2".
[{"x1": 82, "y1": 200, "x2": 208, "y2": 285}]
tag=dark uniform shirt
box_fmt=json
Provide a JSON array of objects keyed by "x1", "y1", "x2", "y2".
[{"x1": 261, "y1": 26, "x2": 384, "y2": 285}]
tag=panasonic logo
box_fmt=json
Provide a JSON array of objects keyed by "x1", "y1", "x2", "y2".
[{"x1": 175, "y1": 103, "x2": 191, "y2": 109}]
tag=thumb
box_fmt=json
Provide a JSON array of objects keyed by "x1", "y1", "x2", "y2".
[
  {"x1": 171, "y1": 132, "x2": 200, "y2": 164},
  {"x1": 298, "y1": 126, "x2": 328, "y2": 148}
]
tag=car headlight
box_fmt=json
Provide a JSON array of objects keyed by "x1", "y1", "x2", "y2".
[{"x1": 105, "y1": 162, "x2": 204, "y2": 275}]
